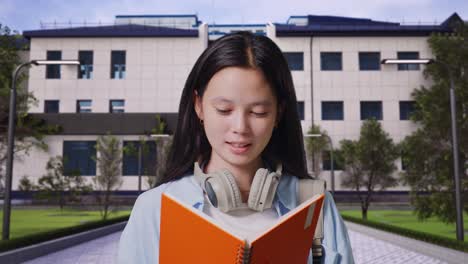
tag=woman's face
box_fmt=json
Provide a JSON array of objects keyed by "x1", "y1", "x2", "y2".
[{"x1": 194, "y1": 66, "x2": 280, "y2": 169}]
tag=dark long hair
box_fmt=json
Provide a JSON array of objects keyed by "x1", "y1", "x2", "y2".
[{"x1": 159, "y1": 31, "x2": 310, "y2": 185}]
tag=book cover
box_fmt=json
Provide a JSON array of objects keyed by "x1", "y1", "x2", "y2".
[{"x1": 159, "y1": 192, "x2": 324, "y2": 264}]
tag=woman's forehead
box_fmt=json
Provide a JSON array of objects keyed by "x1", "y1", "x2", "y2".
[
  {"x1": 204, "y1": 67, "x2": 276, "y2": 101},
  {"x1": 210, "y1": 96, "x2": 273, "y2": 107}
]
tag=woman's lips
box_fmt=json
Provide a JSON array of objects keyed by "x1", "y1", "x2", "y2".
[{"x1": 227, "y1": 142, "x2": 251, "y2": 154}]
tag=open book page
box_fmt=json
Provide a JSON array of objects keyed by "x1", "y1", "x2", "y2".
[
  {"x1": 159, "y1": 193, "x2": 247, "y2": 264},
  {"x1": 201, "y1": 192, "x2": 281, "y2": 243},
  {"x1": 249, "y1": 194, "x2": 325, "y2": 263},
  {"x1": 206, "y1": 194, "x2": 324, "y2": 244}
]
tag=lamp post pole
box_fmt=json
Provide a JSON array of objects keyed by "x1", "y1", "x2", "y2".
[
  {"x1": 2, "y1": 60, "x2": 80, "y2": 240},
  {"x1": 447, "y1": 66, "x2": 464, "y2": 241},
  {"x1": 2, "y1": 62, "x2": 31, "y2": 240}
]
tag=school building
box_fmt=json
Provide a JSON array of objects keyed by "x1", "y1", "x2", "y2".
[{"x1": 8, "y1": 13, "x2": 463, "y2": 197}]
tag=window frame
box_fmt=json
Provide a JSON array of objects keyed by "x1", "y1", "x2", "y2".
[
  {"x1": 322, "y1": 101, "x2": 344, "y2": 120},
  {"x1": 359, "y1": 52, "x2": 381, "y2": 71},
  {"x1": 360, "y1": 101, "x2": 383, "y2": 120},
  {"x1": 320, "y1": 52, "x2": 342, "y2": 71},
  {"x1": 111, "y1": 50, "x2": 126, "y2": 79},
  {"x1": 46, "y1": 50, "x2": 62, "y2": 79},
  {"x1": 283, "y1": 52, "x2": 304, "y2": 71},
  {"x1": 44, "y1": 100, "x2": 60, "y2": 113}
]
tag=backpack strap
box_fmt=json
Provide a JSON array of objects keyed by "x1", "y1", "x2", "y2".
[{"x1": 298, "y1": 178, "x2": 326, "y2": 260}]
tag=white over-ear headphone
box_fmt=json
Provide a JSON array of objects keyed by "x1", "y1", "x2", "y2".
[{"x1": 193, "y1": 159, "x2": 283, "y2": 213}]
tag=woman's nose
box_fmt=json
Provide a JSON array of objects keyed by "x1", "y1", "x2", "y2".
[{"x1": 232, "y1": 112, "x2": 249, "y2": 134}]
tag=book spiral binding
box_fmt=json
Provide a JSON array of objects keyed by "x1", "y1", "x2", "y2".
[{"x1": 236, "y1": 243, "x2": 251, "y2": 264}]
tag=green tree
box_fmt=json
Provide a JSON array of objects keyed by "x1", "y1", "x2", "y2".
[
  {"x1": 94, "y1": 134, "x2": 123, "y2": 220},
  {"x1": 340, "y1": 119, "x2": 399, "y2": 219},
  {"x1": 401, "y1": 21, "x2": 468, "y2": 223},
  {"x1": 305, "y1": 125, "x2": 329, "y2": 177},
  {"x1": 36, "y1": 156, "x2": 92, "y2": 211},
  {"x1": 18, "y1": 175, "x2": 36, "y2": 192},
  {"x1": 0, "y1": 24, "x2": 60, "y2": 189}
]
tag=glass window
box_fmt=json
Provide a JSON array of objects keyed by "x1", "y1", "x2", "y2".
[
  {"x1": 359, "y1": 52, "x2": 381, "y2": 71},
  {"x1": 399, "y1": 101, "x2": 416, "y2": 120},
  {"x1": 122, "y1": 141, "x2": 157, "y2": 176},
  {"x1": 110, "y1": 100, "x2": 125, "y2": 113},
  {"x1": 111, "y1": 50, "x2": 126, "y2": 79},
  {"x1": 46, "y1": 50, "x2": 61, "y2": 79},
  {"x1": 283, "y1": 52, "x2": 304, "y2": 71},
  {"x1": 77, "y1": 100, "x2": 92, "y2": 113},
  {"x1": 44, "y1": 100, "x2": 59, "y2": 113},
  {"x1": 296, "y1": 101, "x2": 305, "y2": 120},
  {"x1": 63, "y1": 141, "x2": 96, "y2": 176},
  {"x1": 320, "y1": 52, "x2": 342, "y2": 71},
  {"x1": 360, "y1": 101, "x2": 383, "y2": 120},
  {"x1": 78, "y1": 50, "x2": 93, "y2": 79},
  {"x1": 322, "y1": 101, "x2": 344, "y2": 120},
  {"x1": 397, "y1": 52, "x2": 420, "y2": 71}
]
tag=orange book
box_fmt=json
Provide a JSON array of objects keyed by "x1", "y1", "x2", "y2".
[{"x1": 159, "y1": 192, "x2": 324, "y2": 264}]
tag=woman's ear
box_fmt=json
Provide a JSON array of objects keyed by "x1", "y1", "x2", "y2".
[{"x1": 194, "y1": 90, "x2": 204, "y2": 120}]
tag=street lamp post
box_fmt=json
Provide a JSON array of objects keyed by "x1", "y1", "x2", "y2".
[
  {"x1": 2, "y1": 60, "x2": 80, "y2": 240},
  {"x1": 305, "y1": 134, "x2": 335, "y2": 196},
  {"x1": 382, "y1": 58, "x2": 464, "y2": 241}
]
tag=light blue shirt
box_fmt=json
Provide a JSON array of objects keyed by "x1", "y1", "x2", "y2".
[{"x1": 118, "y1": 173, "x2": 354, "y2": 264}]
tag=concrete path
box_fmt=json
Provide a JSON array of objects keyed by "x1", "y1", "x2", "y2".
[{"x1": 23, "y1": 222, "x2": 467, "y2": 263}]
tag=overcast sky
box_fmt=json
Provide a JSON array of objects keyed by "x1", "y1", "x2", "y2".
[{"x1": 1, "y1": 0, "x2": 467, "y2": 32}]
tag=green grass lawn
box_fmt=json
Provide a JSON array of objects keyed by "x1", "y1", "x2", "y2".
[
  {"x1": 340, "y1": 210, "x2": 468, "y2": 240},
  {"x1": 0, "y1": 208, "x2": 131, "y2": 239}
]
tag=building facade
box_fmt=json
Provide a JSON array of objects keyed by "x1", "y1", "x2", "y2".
[{"x1": 9, "y1": 13, "x2": 462, "y2": 194}]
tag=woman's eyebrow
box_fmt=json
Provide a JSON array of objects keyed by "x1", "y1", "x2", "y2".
[{"x1": 211, "y1": 97, "x2": 272, "y2": 106}]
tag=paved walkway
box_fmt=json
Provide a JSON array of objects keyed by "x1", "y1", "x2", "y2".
[{"x1": 24, "y1": 222, "x2": 467, "y2": 264}]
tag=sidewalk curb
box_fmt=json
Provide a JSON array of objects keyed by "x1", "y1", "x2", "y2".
[
  {"x1": 0, "y1": 221, "x2": 127, "y2": 264},
  {"x1": 345, "y1": 221, "x2": 468, "y2": 264}
]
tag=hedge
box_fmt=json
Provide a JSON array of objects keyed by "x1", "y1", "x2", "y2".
[
  {"x1": 0, "y1": 215, "x2": 130, "y2": 253},
  {"x1": 342, "y1": 214, "x2": 468, "y2": 253}
]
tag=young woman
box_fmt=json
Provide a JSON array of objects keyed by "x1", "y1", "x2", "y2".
[{"x1": 118, "y1": 31, "x2": 354, "y2": 264}]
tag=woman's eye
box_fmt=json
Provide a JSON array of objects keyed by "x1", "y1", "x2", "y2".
[
  {"x1": 216, "y1": 109, "x2": 231, "y2": 114},
  {"x1": 252, "y1": 112, "x2": 267, "y2": 117}
]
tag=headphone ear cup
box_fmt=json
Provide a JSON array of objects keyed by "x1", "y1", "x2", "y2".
[
  {"x1": 248, "y1": 168, "x2": 270, "y2": 211},
  {"x1": 208, "y1": 169, "x2": 243, "y2": 213}
]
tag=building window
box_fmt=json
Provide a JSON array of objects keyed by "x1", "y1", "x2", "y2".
[
  {"x1": 111, "y1": 50, "x2": 126, "y2": 79},
  {"x1": 320, "y1": 52, "x2": 342, "y2": 71},
  {"x1": 283, "y1": 52, "x2": 304, "y2": 71},
  {"x1": 360, "y1": 101, "x2": 383, "y2": 120},
  {"x1": 63, "y1": 141, "x2": 96, "y2": 176},
  {"x1": 46, "y1": 50, "x2": 61, "y2": 79},
  {"x1": 400, "y1": 101, "x2": 416, "y2": 120},
  {"x1": 397, "y1": 52, "x2": 420, "y2": 71},
  {"x1": 76, "y1": 100, "x2": 92, "y2": 113},
  {"x1": 322, "y1": 151, "x2": 342, "y2": 170},
  {"x1": 44, "y1": 100, "x2": 59, "y2": 113},
  {"x1": 296, "y1": 101, "x2": 305, "y2": 120},
  {"x1": 122, "y1": 141, "x2": 157, "y2": 176},
  {"x1": 110, "y1": 100, "x2": 125, "y2": 113},
  {"x1": 78, "y1": 50, "x2": 93, "y2": 79},
  {"x1": 359, "y1": 52, "x2": 380, "y2": 71},
  {"x1": 322, "y1": 101, "x2": 344, "y2": 120}
]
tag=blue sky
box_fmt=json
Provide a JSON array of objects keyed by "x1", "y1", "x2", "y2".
[{"x1": 1, "y1": 0, "x2": 467, "y2": 33}]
